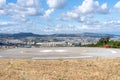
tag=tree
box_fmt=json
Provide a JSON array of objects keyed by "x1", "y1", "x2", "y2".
[
  {"x1": 104, "y1": 36, "x2": 110, "y2": 44},
  {"x1": 97, "y1": 36, "x2": 110, "y2": 46}
]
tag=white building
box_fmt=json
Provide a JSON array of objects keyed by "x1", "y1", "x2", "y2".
[{"x1": 36, "y1": 42, "x2": 72, "y2": 47}]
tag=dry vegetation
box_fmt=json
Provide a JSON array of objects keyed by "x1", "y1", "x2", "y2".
[{"x1": 0, "y1": 58, "x2": 119, "y2": 80}]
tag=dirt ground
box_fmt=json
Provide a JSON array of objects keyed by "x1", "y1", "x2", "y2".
[{"x1": 0, "y1": 58, "x2": 119, "y2": 80}]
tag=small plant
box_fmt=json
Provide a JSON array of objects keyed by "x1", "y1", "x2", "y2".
[{"x1": 56, "y1": 78, "x2": 64, "y2": 80}]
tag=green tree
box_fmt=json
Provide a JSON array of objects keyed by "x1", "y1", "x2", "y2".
[{"x1": 96, "y1": 36, "x2": 110, "y2": 47}]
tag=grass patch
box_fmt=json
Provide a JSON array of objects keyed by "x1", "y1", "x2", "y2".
[{"x1": 0, "y1": 58, "x2": 119, "y2": 80}]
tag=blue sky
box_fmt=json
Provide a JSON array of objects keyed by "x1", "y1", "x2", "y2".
[{"x1": 0, "y1": 0, "x2": 120, "y2": 34}]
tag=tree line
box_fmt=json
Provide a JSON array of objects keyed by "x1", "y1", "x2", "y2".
[{"x1": 85, "y1": 36, "x2": 120, "y2": 48}]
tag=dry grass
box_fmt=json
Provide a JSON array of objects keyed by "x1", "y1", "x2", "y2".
[{"x1": 0, "y1": 58, "x2": 119, "y2": 80}]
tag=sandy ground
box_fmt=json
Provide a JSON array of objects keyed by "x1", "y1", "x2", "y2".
[{"x1": 0, "y1": 58, "x2": 119, "y2": 80}]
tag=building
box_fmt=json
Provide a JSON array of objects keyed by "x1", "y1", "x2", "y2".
[{"x1": 36, "y1": 41, "x2": 72, "y2": 47}]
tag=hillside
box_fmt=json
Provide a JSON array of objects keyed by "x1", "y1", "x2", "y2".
[{"x1": 0, "y1": 32, "x2": 119, "y2": 39}]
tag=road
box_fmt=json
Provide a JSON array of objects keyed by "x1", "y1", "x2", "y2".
[{"x1": 0, "y1": 47, "x2": 120, "y2": 59}]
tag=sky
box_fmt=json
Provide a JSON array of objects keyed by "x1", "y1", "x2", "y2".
[{"x1": 0, "y1": 0, "x2": 120, "y2": 35}]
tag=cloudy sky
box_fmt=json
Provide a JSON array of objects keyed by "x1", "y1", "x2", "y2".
[{"x1": 0, "y1": 0, "x2": 120, "y2": 34}]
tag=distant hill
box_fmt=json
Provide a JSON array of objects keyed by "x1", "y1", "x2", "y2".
[
  {"x1": 10, "y1": 33, "x2": 41, "y2": 38},
  {"x1": 0, "y1": 33, "x2": 39, "y2": 39},
  {"x1": 0, "y1": 32, "x2": 119, "y2": 39},
  {"x1": 52, "y1": 33, "x2": 120, "y2": 38}
]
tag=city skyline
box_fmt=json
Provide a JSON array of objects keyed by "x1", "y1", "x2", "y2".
[{"x1": 0, "y1": 0, "x2": 120, "y2": 34}]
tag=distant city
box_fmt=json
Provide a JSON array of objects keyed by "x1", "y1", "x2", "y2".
[{"x1": 0, "y1": 32, "x2": 120, "y2": 48}]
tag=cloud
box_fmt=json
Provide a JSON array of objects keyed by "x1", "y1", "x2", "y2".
[
  {"x1": 98, "y1": 3, "x2": 110, "y2": 14},
  {"x1": 43, "y1": 9, "x2": 54, "y2": 18},
  {"x1": 47, "y1": 0, "x2": 66, "y2": 9},
  {"x1": 0, "y1": 0, "x2": 67, "y2": 20},
  {"x1": 53, "y1": 23, "x2": 102, "y2": 33},
  {"x1": 75, "y1": 0, "x2": 99, "y2": 14},
  {"x1": 114, "y1": 1, "x2": 120, "y2": 13},
  {"x1": 0, "y1": 0, "x2": 6, "y2": 7},
  {"x1": 60, "y1": 12, "x2": 97, "y2": 24},
  {"x1": 11, "y1": 14, "x2": 29, "y2": 22},
  {"x1": 75, "y1": 0, "x2": 110, "y2": 14},
  {"x1": 0, "y1": 25, "x2": 26, "y2": 33},
  {"x1": 114, "y1": 1, "x2": 120, "y2": 9},
  {"x1": 16, "y1": 0, "x2": 42, "y2": 16},
  {"x1": 60, "y1": 12, "x2": 80, "y2": 21},
  {"x1": 0, "y1": 0, "x2": 119, "y2": 34},
  {"x1": 59, "y1": 0, "x2": 110, "y2": 22},
  {"x1": 17, "y1": 0, "x2": 39, "y2": 7},
  {"x1": 53, "y1": 19, "x2": 120, "y2": 34},
  {"x1": 0, "y1": 9, "x2": 5, "y2": 14},
  {"x1": 104, "y1": 20, "x2": 120, "y2": 26},
  {"x1": 44, "y1": 0, "x2": 67, "y2": 18},
  {"x1": 0, "y1": 0, "x2": 6, "y2": 14},
  {"x1": 0, "y1": 0, "x2": 43, "y2": 21},
  {"x1": 0, "y1": 21, "x2": 18, "y2": 27}
]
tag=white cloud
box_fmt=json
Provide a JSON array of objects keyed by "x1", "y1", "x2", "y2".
[
  {"x1": 0, "y1": 0, "x2": 44, "y2": 21},
  {"x1": 53, "y1": 23, "x2": 103, "y2": 34},
  {"x1": 0, "y1": 21, "x2": 17, "y2": 27},
  {"x1": 11, "y1": 15, "x2": 29, "y2": 22},
  {"x1": 54, "y1": 18, "x2": 120, "y2": 34},
  {"x1": 0, "y1": 0, "x2": 6, "y2": 7},
  {"x1": 0, "y1": 25, "x2": 26, "y2": 33},
  {"x1": 75, "y1": 0, "x2": 99, "y2": 14},
  {"x1": 45, "y1": 0, "x2": 67, "y2": 18},
  {"x1": 16, "y1": 0, "x2": 42, "y2": 16},
  {"x1": 60, "y1": 0, "x2": 110, "y2": 23},
  {"x1": 101, "y1": 3, "x2": 107, "y2": 9},
  {"x1": 98, "y1": 3, "x2": 110, "y2": 14},
  {"x1": 75, "y1": 0, "x2": 110, "y2": 14},
  {"x1": 114, "y1": 1, "x2": 120, "y2": 9},
  {"x1": 17, "y1": 0, "x2": 39, "y2": 7},
  {"x1": 114, "y1": 1, "x2": 120, "y2": 13},
  {"x1": 47, "y1": 0, "x2": 66, "y2": 9},
  {"x1": 43, "y1": 9, "x2": 54, "y2": 18},
  {"x1": 60, "y1": 12, "x2": 80, "y2": 21},
  {"x1": 104, "y1": 20, "x2": 120, "y2": 26},
  {"x1": 0, "y1": 9, "x2": 5, "y2": 14},
  {"x1": 0, "y1": 0, "x2": 6, "y2": 14}
]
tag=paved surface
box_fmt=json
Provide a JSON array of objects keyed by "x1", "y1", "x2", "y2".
[{"x1": 0, "y1": 47, "x2": 120, "y2": 59}]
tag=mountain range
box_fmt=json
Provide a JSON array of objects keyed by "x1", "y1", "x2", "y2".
[{"x1": 0, "y1": 32, "x2": 119, "y2": 39}]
